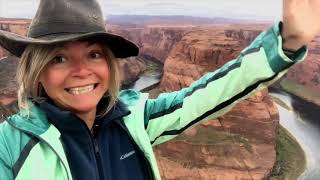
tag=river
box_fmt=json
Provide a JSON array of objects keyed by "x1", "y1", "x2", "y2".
[
  {"x1": 270, "y1": 90, "x2": 320, "y2": 180},
  {"x1": 131, "y1": 72, "x2": 162, "y2": 92}
]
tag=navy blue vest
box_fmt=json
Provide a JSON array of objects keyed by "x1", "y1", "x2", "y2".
[{"x1": 37, "y1": 98, "x2": 153, "y2": 180}]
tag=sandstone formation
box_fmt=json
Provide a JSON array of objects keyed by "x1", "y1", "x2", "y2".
[
  {"x1": 108, "y1": 25, "x2": 188, "y2": 63},
  {"x1": 0, "y1": 20, "x2": 30, "y2": 36},
  {"x1": 118, "y1": 57, "x2": 146, "y2": 87},
  {"x1": 153, "y1": 25, "x2": 282, "y2": 179},
  {"x1": 155, "y1": 92, "x2": 278, "y2": 179},
  {"x1": 0, "y1": 47, "x2": 5, "y2": 59},
  {"x1": 0, "y1": 19, "x2": 31, "y2": 58},
  {"x1": 159, "y1": 26, "x2": 263, "y2": 91},
  {"x1": 0, "y1": 55, "x2": 19, "y2": 106},
  {"x1": 287, "y1": 35, "x2": 320, "y2": 91}
]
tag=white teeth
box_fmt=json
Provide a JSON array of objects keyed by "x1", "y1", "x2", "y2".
[{"x1": 68, "y1": 84, "x2": 95, "y2": 95}]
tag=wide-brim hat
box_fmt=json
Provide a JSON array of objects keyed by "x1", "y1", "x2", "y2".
[{"x1": 0, "y1": 0, "x2": 139, "y2": 58}]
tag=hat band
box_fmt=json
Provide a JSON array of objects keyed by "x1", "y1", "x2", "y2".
[{"x1": 28, "y1": 22, "x2": 106, "y2": 38}]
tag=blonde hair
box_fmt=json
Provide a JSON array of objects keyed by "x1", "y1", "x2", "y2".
[{"x1": 16, "y1": 41, "x2": 121, "y2": 117}]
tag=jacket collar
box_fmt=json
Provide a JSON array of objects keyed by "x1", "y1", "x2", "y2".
[
  {"x1": 7, "y1": 97, "x2": 131, "y2": 135},
  {"x1": 37, "y1": 97, "x2": 131, "y2": 133},
  {"x1": 6, "y1": 101, "x2": 51, "y2": 136}
]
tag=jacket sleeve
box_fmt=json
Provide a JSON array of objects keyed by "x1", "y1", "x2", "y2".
[
  {"x1": 0, "y1": 124, "x2": 14, "y2": 180},
  {"x1": 143, "y1": 22, "x2": 307, "y2": 146}
]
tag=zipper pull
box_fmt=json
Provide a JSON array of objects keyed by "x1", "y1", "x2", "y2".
[
  {"x1": 93, "y1": 138, "x2": 100, "y2": 154},
  {"x1": 91, "y1": 124, "x2": 100, "y2": 137}
]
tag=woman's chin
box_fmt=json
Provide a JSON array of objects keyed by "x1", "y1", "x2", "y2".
[
  {"x1": 56, "y1": 99, "x2": 99, "y2": 115},
  {"x1": 69, "y1": 104, "x2": 98, "y2": 114},
  {"x1": 63, "y1": 91, "x2": 104, "y2": 111}
]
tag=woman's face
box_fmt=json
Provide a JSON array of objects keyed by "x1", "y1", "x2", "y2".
[{"x1": 39, "y1": 41, "x2": 110, "y2": 114}]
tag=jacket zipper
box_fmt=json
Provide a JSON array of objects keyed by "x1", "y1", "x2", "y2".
[
  {"x1": 91, "y1": 124, "x2": 104, "y2": 180},
  {"x1": 116, "y1": 120, "x2": 155, "y2": 180},
  {"x1": 81, "y1": 121, "x2": 103, "y2": 180}
]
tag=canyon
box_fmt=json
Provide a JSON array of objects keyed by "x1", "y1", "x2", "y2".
[
  {"x1": 108, "y1": 24, "x2": 188, "y2": 63},
  {"x1": 0, "y1": 19, "x2": 30, "y2": 58},
  {"x1": 148, "y1": 25, "x2": 278, "y2": 179},
  {"x1": 286, "y1": 36, "x2": 320, "y2": 91},
  {"x1": 0, "y1": 17, "x2": 318, "y2": 179}
]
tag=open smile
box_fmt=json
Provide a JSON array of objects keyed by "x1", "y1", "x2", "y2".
[{"x1": 65, "y1": 83, "x2": 99, "y2": 95}]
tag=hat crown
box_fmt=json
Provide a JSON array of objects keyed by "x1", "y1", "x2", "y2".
[
  {"x1": 0, "y1": 0, "x2": 139, "y2": 58},
  {"x1": 28, "y1": 0, "x2": 106, "y2": 38}
]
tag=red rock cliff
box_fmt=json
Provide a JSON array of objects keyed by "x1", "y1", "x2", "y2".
[
  {"x1": 0, "y1": 20, "x2": 30, "y2": 58},
  {"x1": 154, "y1": 25, "x2": 280, "y2": 179},
  {"x1": 286, "y1": 36, "x2": 320, "y2": 91},
  {"x1": 159, "y1": 27, "x2": 262, "y2": 91},
  {"x1": 0, "y1": 48, "x2": 5, "y2": 59},
  {"x1": 109, "y1": 25, "x2": 188, "y2": 63}
]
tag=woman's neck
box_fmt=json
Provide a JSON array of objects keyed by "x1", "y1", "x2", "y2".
[{"x1": 75, "y1": 109, "x2": 96, "y2": 130}]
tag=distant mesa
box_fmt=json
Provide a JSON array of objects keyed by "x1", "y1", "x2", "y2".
[{"x1": 106, "y1": 15, "x2": 271, "y2": 27}]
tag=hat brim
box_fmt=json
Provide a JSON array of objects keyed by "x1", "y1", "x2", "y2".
[{"x1": 0, "y1": 30, "x2": 139, "y2": 58}]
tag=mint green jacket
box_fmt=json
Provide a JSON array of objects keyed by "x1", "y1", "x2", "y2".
[{"x1": 0, "y1": 23, "x2": 307, "y2": 180}]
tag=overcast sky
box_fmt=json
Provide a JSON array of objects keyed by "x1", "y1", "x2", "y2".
[{"x1": 0, "y1": 0, "x2": 282, "y2": 21}]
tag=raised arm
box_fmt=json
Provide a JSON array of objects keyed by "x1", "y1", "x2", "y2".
[
  {"x1": 143, "y1": 0, "x2": 320, "y2": 146},
  {"x1": 143, "y1": 23, "x2": 306, "y2": 146}
]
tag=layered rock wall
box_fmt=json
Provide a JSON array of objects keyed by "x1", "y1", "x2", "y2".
[
  {"x1": 154, "y1": 26, "x2": 281, "y2": 179},
  {"x1": 159, "y1": 27, "x2": 262, "y2": 91},
  {"x1": 0, "y1": 20, "x2": 30, "y2": 58},
  {"x1": 0, "y1": 48, "x2": 5, "y2": 59},
  {"x1": 155, "y1": 93, "x2": 279, "y2": 179},
  {"x1": 108, "y1": 25, "x2": 188, "y2": 63},
  {"x1": 118, "y1": 57, "x2": 146, "y2": 87}
]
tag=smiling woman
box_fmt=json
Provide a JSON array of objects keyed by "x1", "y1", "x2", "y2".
[
  {"x1": 17, "y1": 41, "x2": 120, "y2": 128},
  {"x1": 0, "y1": 0, "x2": 319, "y2": 180}
]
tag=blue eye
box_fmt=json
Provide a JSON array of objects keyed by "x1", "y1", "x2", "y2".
[{"x1": 52, "y1": 56, "x2": 67, "y2": 64}]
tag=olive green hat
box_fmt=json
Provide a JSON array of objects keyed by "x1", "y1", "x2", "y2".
[{"x1": 0, "y1": 0, "x2": 139, "y2": 58}]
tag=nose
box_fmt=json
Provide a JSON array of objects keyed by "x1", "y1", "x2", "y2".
[{"x1": 71, "y1": 59, "x2": 93, "y2": 78}]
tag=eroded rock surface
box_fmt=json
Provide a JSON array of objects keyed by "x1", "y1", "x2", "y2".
[
  {"x1": 0, "y1": 19, "x2": 30, "y2": 58},
  {"x1": 119, "y1": 57, "x2": 146, "y2": 87},
  {"x1": 153, "y1": 25, "x2": 280, "y2": 179},
  {"x1": 287, "y1": 36, "x2": 320, "y2": 91},
  {"x1": 159, "y1": 26, "x2": 262, "y2": 91},
  {"x1": 109, "y1": 25, "x2": 188, "y2": 63}
]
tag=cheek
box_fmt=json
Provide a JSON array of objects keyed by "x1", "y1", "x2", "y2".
[
  {"x1": 40, "y1": 69, "x2": 66, "y2": 92},
  {"x1": 98, "y1": 62, "x2": 111, "y2": 85},
  {"x1": 103, "y1": 66, "x2": 110, "y2": 83}
]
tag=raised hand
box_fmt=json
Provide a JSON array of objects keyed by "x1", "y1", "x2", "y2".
[{"x1": 282, "y1": 0, "x2": 320, "y2": 50}]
